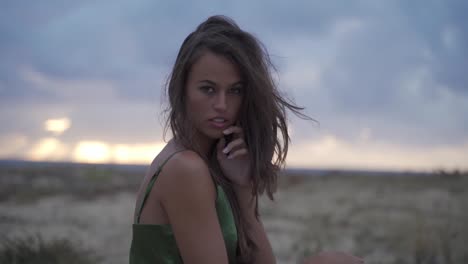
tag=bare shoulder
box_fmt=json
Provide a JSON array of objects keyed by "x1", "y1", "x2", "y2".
[
  {"x1": 169, "y1": 150, "x2": 209, "y2": 171},
  {"x1": 157, "y1": 150, "x2": 216, "y2": 202},
  {"x1": 157, "y1": 150, "x2": 228, "y2": 262},
  {"x1": 162, "y1": 150, "x2": 211, "y2": 181}
]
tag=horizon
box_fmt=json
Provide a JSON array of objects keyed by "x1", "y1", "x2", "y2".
[{"x1": 0, "y1": 157, "x2": 452, "y2": 176}]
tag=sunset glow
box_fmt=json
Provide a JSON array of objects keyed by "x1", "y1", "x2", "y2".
[
  {"x1": 0, "y1": 133, "x2": 464, "y2": 171},
  {"x1": 70, "y1": 141, "x2": 165, "y2": 164},
  {"x1": 44, "y1": 118, "x2": 71, "y2": 135},
  {"x1": 0, "y1": 134, "x2": 28, "y2": 157},
  {"x1": 73, "y1": 141, "x2": 111, "y2": 164},
  {"x1": 27, "y1": 138, "x2": 68, "y2": 161},
  {"x1": 287, "y1": 135, "x2": 468, "y2": 171},
  {"x1": 113, "y1": 143, "x2": 165, "y2": 164}
]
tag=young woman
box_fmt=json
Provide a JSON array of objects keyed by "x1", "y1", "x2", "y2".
[{"x1": 130, "y1": 15, "x2": 363, "y2": 264}]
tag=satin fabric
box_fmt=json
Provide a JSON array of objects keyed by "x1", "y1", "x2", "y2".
[{"x1": 129, "y1": 152, "x2": 238, "y2": 263}]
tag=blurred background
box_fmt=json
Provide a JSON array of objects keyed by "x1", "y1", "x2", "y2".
[
  {"x1": 1, "y1": 1, "x2": 467, "y2": 264},
  {"x1": 1, "y1": 0, "x2": 467, "y2": 171}
]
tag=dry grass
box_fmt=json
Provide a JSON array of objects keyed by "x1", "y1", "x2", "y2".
[
  {"x1": 1, "y1": 162, "x2": 467, "y2": 264},
  {"x1": 0, "y1": 234, "x2": 100, "y2": 264},
  {"x1": 263, "y1": 171, "x2": 468, "y2": 263}
]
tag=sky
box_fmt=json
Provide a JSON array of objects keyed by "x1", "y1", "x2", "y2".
[{"x1": 1, "y1": 0, "x2": 467, "y2": 171}]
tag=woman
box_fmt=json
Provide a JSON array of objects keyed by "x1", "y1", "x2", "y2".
[{"x1": 130, "y1": 15, "x2": 363, "y2": 264}]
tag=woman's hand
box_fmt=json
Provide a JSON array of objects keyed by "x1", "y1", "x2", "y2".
[
  {"x1": 303, "y1": 252, "x2": 364, "y2": 264},
  {"x1": 216, "y1": 125, "x2": 251, "y2": 187}
]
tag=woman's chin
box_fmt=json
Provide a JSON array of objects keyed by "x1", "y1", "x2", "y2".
[
  {"x1": 198, "y1": 129, "x2": 223, "y2": 141},
  {"x1": 211, "y1": 132, "x2": 224, "y2": 139},
  {"x1": 204, "y1": 128, "x2": 225, "y2": 139}
]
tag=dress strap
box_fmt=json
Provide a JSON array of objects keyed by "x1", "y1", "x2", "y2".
[{"x1": 135, "y1": 150, "x2": 185, "y2": 224}]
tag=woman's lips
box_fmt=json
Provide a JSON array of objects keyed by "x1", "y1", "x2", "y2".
[{"x1": 209, "y1": 118, "x2": 228, "y2": 129}]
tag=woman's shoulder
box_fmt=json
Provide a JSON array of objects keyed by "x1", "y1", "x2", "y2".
[
  {"x1": 157, "y1": 150, "x2": 215, "y2": 197},
  {"x1": 164, "y1": 150, "x2": 209, "y2": 173}
]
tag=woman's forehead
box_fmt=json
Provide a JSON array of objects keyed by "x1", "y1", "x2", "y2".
[{"x1": 188, "y1": 51, "x2": 242, "y2": 85}]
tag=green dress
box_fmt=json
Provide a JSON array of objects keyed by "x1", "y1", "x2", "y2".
[{"x1": 129, "y1": 151, "x2": 238, "y2": 263}]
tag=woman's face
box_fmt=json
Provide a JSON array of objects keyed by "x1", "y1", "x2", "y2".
[{"x1": 185, "y1": 51, "x2": 244, "y2": 140}]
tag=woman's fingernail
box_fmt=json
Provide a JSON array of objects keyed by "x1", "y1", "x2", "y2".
[{"x1": 222, "y1": 148, "x2": 229, "y2": 154}]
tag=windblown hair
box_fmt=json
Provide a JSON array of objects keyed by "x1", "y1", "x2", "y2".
[{"x1": 164, "y1": 15, "x2": 311, "y2": 263}]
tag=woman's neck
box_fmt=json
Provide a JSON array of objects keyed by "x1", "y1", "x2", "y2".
[
  {"x1": 193, "y1": 132, "x2": 216, "y2": 158},
  {"x1": 171, "y1": 133, "x2": 216, "y2": 159}
]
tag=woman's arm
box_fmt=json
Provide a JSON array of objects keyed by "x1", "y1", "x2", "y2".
[
  {"x1": 217, "y1": 127, "x2": 363, "y2": 263},
  {"x1": 159, "y1": 151, "x2": 229, "y2": 264},
  {"x1": 217, "y1": 126, "x2": 276, "y2": 263},
  {"x1": 234, "y1": 185, "x2": 277, "y2": 264}
]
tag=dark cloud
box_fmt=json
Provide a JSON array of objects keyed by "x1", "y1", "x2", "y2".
[
  {"x1": 1, "y1": 0, "x2": 467, "y2": 161},
  {"x1": 397, "y1": 1, "x2": 468, "y2": 95},
  {"x1": 269, "y1": 0, "x2": 468, "y2": 146}
]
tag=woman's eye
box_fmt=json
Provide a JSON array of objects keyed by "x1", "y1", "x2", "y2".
[
  {"x1": 200, "y1": 86, "x2": 215, "y2": 94},
  {"x1": 230, "y1": 87, "x2": 243, "y2": 94}
]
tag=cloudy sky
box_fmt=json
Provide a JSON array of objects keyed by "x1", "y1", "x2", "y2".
[{"x1": 1, "y1": 0, "x2": 467, "y2": 171}]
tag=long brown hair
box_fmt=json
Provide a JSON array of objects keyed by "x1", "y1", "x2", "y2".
[{"x1": 163, "y1": 15, "x2": 312, "y2": 263}]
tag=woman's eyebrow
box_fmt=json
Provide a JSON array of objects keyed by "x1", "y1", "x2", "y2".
[
  {"x1": 198, "y1": 80, "x2": 244, "y2": 86},
  {"x1": 198, "y1": 80, "x2": 217, "y2": 85}
]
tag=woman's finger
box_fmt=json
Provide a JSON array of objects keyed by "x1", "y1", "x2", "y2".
[
  {"x1": 227, "y1": 148, "x2": 248, "y2": 159},
  {"x1": 222, "y1": 138, "x2": 245, "y2": 154},
  {"x1": 223, "y1": 126, "x2": 243, "y2": 138}
]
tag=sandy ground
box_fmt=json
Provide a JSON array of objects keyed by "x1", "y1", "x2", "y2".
[{"x1": 0, "y1": 164, "x2": 467, "y2": 264}]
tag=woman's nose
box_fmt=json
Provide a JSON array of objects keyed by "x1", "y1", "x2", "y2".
[{"x1": 213, "y1": 92, "x2": 227, "y2": 112}]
